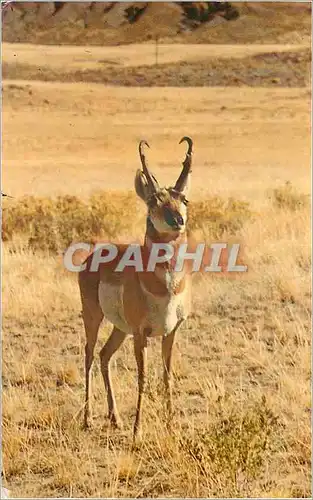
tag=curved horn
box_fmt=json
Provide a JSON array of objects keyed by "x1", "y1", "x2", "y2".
[
  {"x1": 139, "y1": 140, "x2": 158, "y2": 193},
  {"x1": 174, "y1": 136, "x2": 193, "y2": 192},
  {"x1": 180, "y1": 136, "x2": 193, "y2": 155}
]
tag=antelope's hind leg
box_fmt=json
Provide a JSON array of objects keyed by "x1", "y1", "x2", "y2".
[{"x1": 100, "y1": 326, "x2": 127, "y2": 429}]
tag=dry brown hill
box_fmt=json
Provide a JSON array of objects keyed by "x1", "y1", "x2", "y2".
[{"x1": 2, "y1": 2, "x2": 311, "y2": 45}]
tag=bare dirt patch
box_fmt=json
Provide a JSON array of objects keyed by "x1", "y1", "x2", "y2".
[
  {"x1": 3, "y1": 47, "x2": 310, "y2": 88},
  {"x1": 3, "y1": 42, "x2": 307, "y2": 69}
]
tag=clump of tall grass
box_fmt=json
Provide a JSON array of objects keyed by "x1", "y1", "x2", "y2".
[
  {"x1": 188, "y1": 196, "x2": 253, "y2": 239},
  {"x1": 2, "y1": 191, "x2": 142, "y2": 252},
  {"x1": 268, "y1": 181, "x2": 309, "y2": 211},
  {"x1": 2, "y1": 191, "x2": 254, "y2": 253}
]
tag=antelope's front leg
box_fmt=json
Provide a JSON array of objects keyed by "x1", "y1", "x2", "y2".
[
  {"x1": 133, "y1": 332, "x2": 147, "y2": 441},
  {"x1": 162, "y1": 319, "x2": 184, "y2": 427}
]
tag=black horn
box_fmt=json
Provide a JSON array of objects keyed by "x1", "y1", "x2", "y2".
[
  {"x1": 139, "y1": 140, "x2": 158, "y2": 193},
  {"x1": 174, "y1": 136, "x2": 193, "y2": 192}
]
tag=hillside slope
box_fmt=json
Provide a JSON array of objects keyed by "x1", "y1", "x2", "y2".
[{"x1": 2, "y1": 2, "x2": 311, "y2": 45}]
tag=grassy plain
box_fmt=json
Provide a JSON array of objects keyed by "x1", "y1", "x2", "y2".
[{"x1": 2, "y1": 42, "x2": 311, "y2": 498}]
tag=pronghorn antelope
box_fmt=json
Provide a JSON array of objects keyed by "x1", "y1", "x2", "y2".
[{"x1": 79, "y1": 137, "x2": 193, "y2": 440}]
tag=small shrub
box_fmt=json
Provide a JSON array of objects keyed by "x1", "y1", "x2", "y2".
[
  {"x1": 182, "y1": 4, "x2": 201, "y2": 22},
  {"x1": 223, "y1": 4, "x2": 240, "y2": 21},
  {"x1": 180, "y1": 397, "x2": 280, "y2": 490},
  {"x1": 269, "y1": 182, "x2": 309, "y2": 211},
  {"x1": 181, "y1": 2, "x2": 240, "y2": 24},
  {"x1": 125, "y1": 5, "x2": 147, "y2": 24}
]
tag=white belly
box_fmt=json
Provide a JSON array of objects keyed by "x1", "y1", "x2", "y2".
[
  {"x1": 98, "y1": 282, "x2": 132, "y2": 334},
  {"x1": 141, "y1": 281, "x2": 189, "y2": 337},
  {"x1": 98, "y1": 280, "x2": 189, "y2": 337}
]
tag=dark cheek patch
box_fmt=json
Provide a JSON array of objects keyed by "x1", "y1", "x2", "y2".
[
  {"x1": 164, "y1": 206, "x2": 183, "y2": 227},
  {"x1": 164, "y1": 207, "x2": 174, "y2": 226}
]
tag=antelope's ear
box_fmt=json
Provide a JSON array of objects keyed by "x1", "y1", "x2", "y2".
[{"x1": 135, "y1": 170, "x2": 150, "y2": 202}]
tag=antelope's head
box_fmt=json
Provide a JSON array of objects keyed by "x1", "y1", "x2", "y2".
[{"x1": 135, "y1": 137, "x2": 193, "y2": 237}]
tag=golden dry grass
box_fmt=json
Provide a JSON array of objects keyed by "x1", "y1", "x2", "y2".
[
  {"x1": 2, "y1": 81, "x2": 310, "y2": 199},
  {"x1": 2, "y1": 190, "x2": 254, "y2": 253},
  {"x1": 2, "y1": 191, "x2": 311, "y2": 497},
  {"x1": 2, "y1": 43, "x2": 311, "y2": 498}
]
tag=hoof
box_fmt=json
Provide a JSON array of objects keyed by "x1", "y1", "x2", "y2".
[
  {"x1": 109, "y1": 414, "x2": 123, "y2": 430},
  {"x1": 132, "y1": 427, "x2": 143, "y2": 449},
  {"x1": 83, "y1": 419, "x2": 92, "y2": 431}
]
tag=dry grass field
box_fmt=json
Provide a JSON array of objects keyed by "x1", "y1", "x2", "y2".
[{"x1": 2, "y1": 40, "x2": 311, "y2": 498}]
